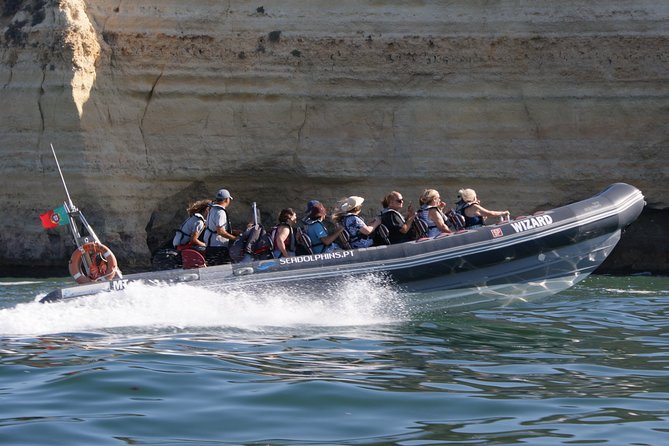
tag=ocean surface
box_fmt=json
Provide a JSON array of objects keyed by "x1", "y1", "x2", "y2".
[{"x1": 1, "y1": 274, "x2": 668, "y2": 445}]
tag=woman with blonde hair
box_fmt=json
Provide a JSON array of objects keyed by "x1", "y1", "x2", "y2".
[
  {"x1": 417, "y1": 189, "x2": 451, "y2": 238},
  {"x1": 457, "y1": 188, "x2": 510, "y2": 228},
  {"x1": 334, "y1": 196, "x2": 381, "y2": 249}
]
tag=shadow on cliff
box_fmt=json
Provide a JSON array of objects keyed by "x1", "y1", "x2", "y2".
[{"x1": 144, "y1": 181, "x2": 212, "y2": 255}]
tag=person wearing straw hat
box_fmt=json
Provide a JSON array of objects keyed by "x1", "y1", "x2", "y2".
[{"x1": 334, "y1": 196, "x2": 381, "y2": 249}]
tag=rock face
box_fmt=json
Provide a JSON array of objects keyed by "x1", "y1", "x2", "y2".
[{"x1": 0, "y1": 0, "x2": 667, "y2": 275}]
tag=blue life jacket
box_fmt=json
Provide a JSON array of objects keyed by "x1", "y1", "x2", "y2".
[
  {"x1": 418, "y1": 205, "x2": 438, "y2": 230},
  {"x1": 343, "y1": 214, "x2": 370, "y2": 244},
  {"x1": 462, "y1": 204, "x2": 484, "y2": 228}
]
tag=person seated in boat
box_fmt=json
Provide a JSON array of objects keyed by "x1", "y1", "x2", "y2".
[
  {"x1": 273, "y1": 208, "x2": 298, "y2": 258},
  {"x1": 204, "y1": 188, "x2": 239, "y2": 265},
  {"x1": 380, "y1": 191, "x2": 416, "y2": 244},
  {"x1": 457, "y1": 188, "x2": 510, "y2": 229},
  {"x1": 334, "y1": 196, "x2": 382, "y2": 249},
  {"x1": 303, "y1": 201, "x2": 344, "y2": 254},
  {"x1": 302, "y1": 199, "x2": 320, "y2": 224},
  {"x1": 418, "y1": 189, "x2": 452, "y2": 238},
  {"x1": 172, "y1": 199, "x2": 210, "y2": 252}
]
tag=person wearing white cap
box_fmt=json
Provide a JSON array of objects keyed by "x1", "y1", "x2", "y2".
[
  {"x1": 333, "y1": 196, "x2": 381, "y2": 249},
  {"x1": 203, "y1": 188, "x2": 238, "y2": 264}
]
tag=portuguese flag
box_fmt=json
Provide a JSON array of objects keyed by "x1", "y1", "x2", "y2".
[{"x1": 40, "y1": 205, "x2": 70, "y2": 229}]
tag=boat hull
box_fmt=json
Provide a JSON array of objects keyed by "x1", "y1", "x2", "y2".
[{"x1": 40, "y1": 183, "x2": 645, "y2": 309}]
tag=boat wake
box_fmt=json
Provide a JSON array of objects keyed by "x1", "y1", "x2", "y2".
[
  {"x1": 0, "y1": 280, "x2": 44, "y2": 286},
  {"x1": 0, "y1": 274, "x2": 408, "y2": 336}
]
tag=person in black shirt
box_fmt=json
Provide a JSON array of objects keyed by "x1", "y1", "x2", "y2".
[{"x1": 380, "y1": 191, "x2": 416, "y2": 244}]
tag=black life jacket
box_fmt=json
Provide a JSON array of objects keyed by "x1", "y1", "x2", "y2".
[{"x1": 379, "y1": 208, "x2": 404, "y2": 243}]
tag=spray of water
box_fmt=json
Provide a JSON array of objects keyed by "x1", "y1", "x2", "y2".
[{"x1": 0, "y1": 274, "x2": 408, "y2": 335}]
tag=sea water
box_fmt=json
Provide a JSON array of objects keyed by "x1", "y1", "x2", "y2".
[{"x1": 1, "y1": 274, "x2": 668, "y2": 445}]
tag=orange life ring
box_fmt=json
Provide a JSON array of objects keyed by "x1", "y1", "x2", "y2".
[{"x1": 68, "y1": 243, "x2": 118, "y2": 284}]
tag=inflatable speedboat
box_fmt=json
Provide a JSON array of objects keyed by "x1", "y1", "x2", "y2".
[{"x1": 40, "y1": 183, "x2": 645, "y2": 309}]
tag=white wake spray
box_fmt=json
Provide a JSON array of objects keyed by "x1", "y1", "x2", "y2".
[{"x1": 0, "y1": 274, "x2": 408, "y2": 335}]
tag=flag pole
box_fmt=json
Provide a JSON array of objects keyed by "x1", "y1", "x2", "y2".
[
  {"x1": 50, "y1": 143, "x2": 75, "y2": 210},
  {"x1": 50, "y1": 143, "x2": 82, "y2": 240},
  {"x1": 46, "y1": 143, "x2": 122, "y2": 281},
  {"x1": 48, "y1": 143, "x2": 96, "y2": 247}
]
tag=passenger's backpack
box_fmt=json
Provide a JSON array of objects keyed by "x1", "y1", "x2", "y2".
[
  {"x1": 294, "y1": 227, "x2": 313, "y2": 255},
  {"x1": 446, "y1": 209, "x2": 466, "y2": 231},
  {"x1": 229, "y1": 224, "x2": 274, "y2": 263},
  {"x1": 373, "y1": 223, "x2": 391, "y2": 246},
  {"x1": 251, "y1": 226, "x2": 274, "y2": 260},
  {"x1": 337, "y1": 227, "x2": 352, "y2": 250},
  {"x1": 409, "y1": 218, "x2": 429, "y2": 240},
  {"x1": 228, "y1": 233, "x2": 249, "y2": 263},
  {"x1": 151, "y1": 248, "x2": 181, "y2": 270}
]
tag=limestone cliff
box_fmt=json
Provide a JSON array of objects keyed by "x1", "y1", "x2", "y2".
[{"x1": 0, "y1": 0, "x2": 667, "y2": 275}]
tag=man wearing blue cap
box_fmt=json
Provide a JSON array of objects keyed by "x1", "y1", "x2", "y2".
[
  {"x1": 204, "y1": 188, "x2": 238, "y2": 265},
  {"x1": 302, "y1": 199, "x2": 320, "y2": 225}
]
